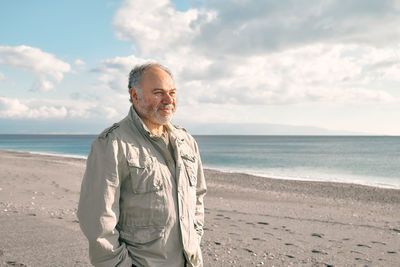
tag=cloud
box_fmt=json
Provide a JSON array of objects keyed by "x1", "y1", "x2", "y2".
[
  {"x1": 0, "y1": 97, "x2": 67, "y2": 119},
  {"x1": 174, "y1": 44, "x2": 399, "y2": 106},
  {"x1": 113, "y1": 0, "x2": 216, "y2": 56},
  {"x1": 0, "y1": 72, "x2": 5, "y2": 81},
  {"x1": 0, "y1": 94, "x2": 128, "y2": 121},
  {"x1": 0, "y1": 45, "x2": 71, "y2": 92},
  {"x1": 91, "y1": 55, "x2": 150, "y2": 91},
  {"x1": 74, "y1": 59, "x2": 85, "y2": 66},
  {"x1": 116, "y1": 0, "x2": 399, "y2": 57},
  {"x1": 194, "y1": 0, "x2": 400, "y2": 56},
  {"x1": 109, "y1": 0, "x2": 400, "y2": 107}
]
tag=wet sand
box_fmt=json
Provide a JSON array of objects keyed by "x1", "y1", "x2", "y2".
[{"x1": 0, "y1": 149, "x2": 399, "y2": 266}]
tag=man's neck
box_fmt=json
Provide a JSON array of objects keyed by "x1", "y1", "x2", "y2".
[{"x1": 142, "y1": 119, "x2": 166, "y2": 136}]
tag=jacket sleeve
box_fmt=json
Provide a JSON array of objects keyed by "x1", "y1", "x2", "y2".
[
  {"x1": 77, "y1": 136, "x2": 132, "y2": 267},
  {"x1": 193, "y1": 140, "x2": 207, "y2": 239}
]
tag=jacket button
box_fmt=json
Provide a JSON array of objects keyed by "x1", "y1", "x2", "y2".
[{"x1": 180, "y1": 216, "x2": 184, "y2": 221}]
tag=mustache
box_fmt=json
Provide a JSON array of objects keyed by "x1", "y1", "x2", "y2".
[{"x1": 157, "y1": 104, "x2": 175, "y2": 110}]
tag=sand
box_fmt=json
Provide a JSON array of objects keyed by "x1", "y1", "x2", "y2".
[{"x1": 0, "y1": 149, "x2": 399, "y2": 267}]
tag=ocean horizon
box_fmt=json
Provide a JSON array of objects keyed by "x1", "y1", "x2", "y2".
[{"x1": 0, "y1": 134, "x2": 399, "y2": 189}]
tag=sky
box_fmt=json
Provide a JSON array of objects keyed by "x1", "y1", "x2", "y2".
[{"x1": 0, "y1": 0, "x2": 400, "y2": 135}]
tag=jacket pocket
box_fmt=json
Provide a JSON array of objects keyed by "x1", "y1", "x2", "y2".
[
  {"x1": 181, "y1": 151, "x2": 197, "y2": 187},
  {"x1": 126, "y1": 150, "x2": 167, "y2": 226},
  {"x1": 119, "y1": 225, "x2": 165, "y2": 245},
  {"x1": 127, "y1": 152, "x2": 163, "y2": 193}
]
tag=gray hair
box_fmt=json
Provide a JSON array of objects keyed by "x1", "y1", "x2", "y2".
[{"x1": 128, "y1": 62, "x2": 173, "y2": 103}]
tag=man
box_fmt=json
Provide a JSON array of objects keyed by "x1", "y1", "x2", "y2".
[{"x1": 77, "y1": 63, "x2": 206, "y2": 267}]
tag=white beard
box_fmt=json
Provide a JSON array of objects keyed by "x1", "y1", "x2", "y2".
[{"x1": 137, "y1": 97, "x2": 175, "y2": 126}]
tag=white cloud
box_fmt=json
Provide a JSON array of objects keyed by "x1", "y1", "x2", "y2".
[
  {"x1": 109, "y1": 0, "x2": 399, "y2": 107},
  {"x1": 0, "y1": 72, "x2": 5, "y2": 81},
  {"x1": 0, "y1": 95, "x2": 128, "y2": 121},
  {"x1": 113, "y1": 0, "x2": 216, "y2": 56},
  {"x1": 74, "y1": 59, "x2": 85, "y2": 66},
  {"x1": 173, "y1": 44, "x2": 399, "y2": 106},
  {"x1": 194, "y1": 0, "x2": 400, "y2": 56},
  {"x1": 0, "y1": 97, "x2": 67, "y2": 119},
  {"x1": 0, "y1": 45, "x2": 71, "y2": 92},
  {"x1": 92, "y1": 55, "x2": 150, "y2": 91}
]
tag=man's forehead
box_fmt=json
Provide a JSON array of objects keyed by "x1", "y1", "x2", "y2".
[
  {"x1": 142, "y1": 66, "x2": 174, "y2": 87},
  {"x1": 143, "y1": 66, "x2": 171, "y2": 79}
]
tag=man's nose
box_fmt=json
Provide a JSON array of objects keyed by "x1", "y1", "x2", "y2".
[{"x1": 162, "y1": 93, "x2": 174, "y2": 104}]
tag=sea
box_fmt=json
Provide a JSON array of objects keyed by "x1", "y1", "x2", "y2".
[{"x1": 0, "y1": 134, "x2": 399, "y2": 189}]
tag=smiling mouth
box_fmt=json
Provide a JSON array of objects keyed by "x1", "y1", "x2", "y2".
[{"x1": 158, "y1": 105, "x2": 174, "y2": 112}]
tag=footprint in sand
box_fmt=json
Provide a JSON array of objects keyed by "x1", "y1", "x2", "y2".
[
  {"x1": 357, "y1": 244, "x2": 372, "y2": 248},
  {"x1": 243, "y1": 248, "x2": 255, "y2": 254},
  {"x1": 354, "y1": 257, "x2": 372, "y2": 263},
  {"x1": 371, "y1": 241, "x2": 386, "y2": 245},
  {"x1": 311, "y1": 249, "x2": 328, "y2": 255},
  {"x1": 350, "y1": 250, "x2": 365, "y2": 255},
  {"x1": 215, "y1": 214, "x2": 224, "y2": 220},
  {"x1": 311, "y1": 233, "x2": 324, "y2": 238},
  {"x1": 6, "y1": 261, "x2": 27, "y2": 266}
]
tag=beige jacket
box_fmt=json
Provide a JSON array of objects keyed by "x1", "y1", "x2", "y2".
[{"x1": 77, "y1": 107, "x2": 206, "y2": 267}]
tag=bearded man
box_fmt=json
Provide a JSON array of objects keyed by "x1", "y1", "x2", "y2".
[{"x1": 78, "y1": 63, "x2": 206, "y2": 267}]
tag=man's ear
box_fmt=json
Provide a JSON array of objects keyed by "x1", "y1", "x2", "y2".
[{"x1": 129, "y1": 88, "x2": 138, "y2": 102}]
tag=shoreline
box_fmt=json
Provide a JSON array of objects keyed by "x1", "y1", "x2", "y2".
[
  {"x1": 1, "y1": 148, "x2": 399, "y2": 190},
  {"x1": 0, "y1": 149, "x2": 399, "y2": 266},
  {"x1": 204, "y1": 166, "x2": 400, "y2": 190}
]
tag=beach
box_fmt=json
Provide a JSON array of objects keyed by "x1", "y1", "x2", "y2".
[{"x1": 0, "y1": 149, "x2": 399, "y2": 266}]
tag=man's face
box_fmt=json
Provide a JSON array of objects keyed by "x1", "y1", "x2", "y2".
[{"x1": 130, "y1": 66, "x2": 176, "y2": 128}]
